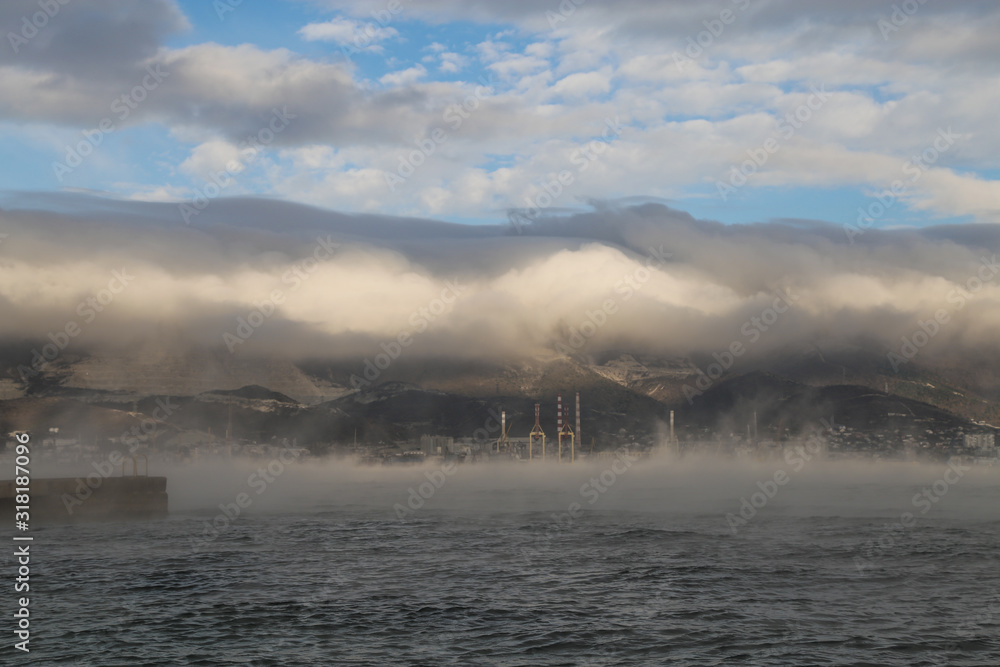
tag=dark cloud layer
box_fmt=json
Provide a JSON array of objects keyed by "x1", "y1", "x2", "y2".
[{"x1": 1, "y1": 194, "x2": 998, "y2": 369}]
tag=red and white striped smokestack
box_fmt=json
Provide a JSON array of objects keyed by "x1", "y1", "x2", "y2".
[
  {"x1": 575, "y1": 392, "x2": 581, "y2": 442},
  {"x1": 557, "y1": 393, "x2": 563, "y2": 430},
  {"x1": 534, "y1": 403, "x2": 541, "y2": 428}
]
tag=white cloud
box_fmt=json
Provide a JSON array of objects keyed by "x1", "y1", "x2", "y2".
[
  {"x1": 179, "y1": 140, "x2": 243, "y2": 179},
  {"x1": 379, "y1": 65, "x2": 427, "y2": 86},
  {"x1": 0, "y1": 0, "x2": 997, "y2": 227},
  {"x1": 487, "y1": 54, "x2": 550, "y2": 79},
  {"x1": 5, "y1": 197, "x2": 1000, "y2": 363},
  {"x1": 438, "y1": 52, "x2": 469, "y2": 73},
  {"x1": 297, "y1": 16, "x2": 399, "y2": 48},
  {"x1": 551, "y1": 68, "x2": 612, "y2": 99}
]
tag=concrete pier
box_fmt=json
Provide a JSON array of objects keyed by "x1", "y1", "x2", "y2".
[{"x1": 0, "y1": 476, "x2": 168, "y2": 523}]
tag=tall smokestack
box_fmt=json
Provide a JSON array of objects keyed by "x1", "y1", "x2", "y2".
[
  {"x1": 575, "y1": 392, "x2": 581, "y2": 449},
  {"x1": 501, "y1": 410, "x2": 506, "y2": 452},
  {"x1": 669, "y1": 410, "x2": 674, "y2": 444},
  {"x1": 557, "y1": 393, "x2": 563, "y2": 462},
  {"x1": 557, "y1": 394, "x2": 563, "y2": 431},
  {"x1": 533, "y1": 403, "x2": 541, "y2": 461}
]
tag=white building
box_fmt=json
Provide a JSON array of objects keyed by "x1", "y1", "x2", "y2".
[{"x1": 964, "y1": 433, "x2": 996, "y2": 451}]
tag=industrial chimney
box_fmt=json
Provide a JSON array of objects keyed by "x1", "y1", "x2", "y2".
[
  {"x1": 557, "y1": 394, "x2": 563, "y2": 461},
  {"x1": 575, "y1": 392, "x2": 581, "y2": 451},
  {"x1": 500, "y1": 409, "x2": 506, "y2": 453}
]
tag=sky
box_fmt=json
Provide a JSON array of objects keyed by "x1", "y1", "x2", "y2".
[
  {"x1": 1, "y1": 0, "x2": 998, "y2": 228},
  {"x1": 2, "y1": 0, "x2": 1000, "y2": 383}
]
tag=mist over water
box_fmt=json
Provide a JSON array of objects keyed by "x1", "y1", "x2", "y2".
[
  {"x1": 18, "y1": 454, "x2": 1000, "y2": 666},
  {"x1": 9, "y1": 358, "x2": 1000, "y2": 664},
  {"x1": 31, "y1": 453, "x2": 1000, "y2": 522},
  {"x1": 158, "y1": 456, "x2": 1000, "y2": 520}
]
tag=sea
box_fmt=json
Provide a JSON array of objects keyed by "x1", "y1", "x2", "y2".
[{"x1": 8, "y1": 455, "x2": 1000, "y2": 666}]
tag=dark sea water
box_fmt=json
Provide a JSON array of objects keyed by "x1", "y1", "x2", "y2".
[{"x1": 9, "y1": 458, "x2": 1000, "y2": 665}]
